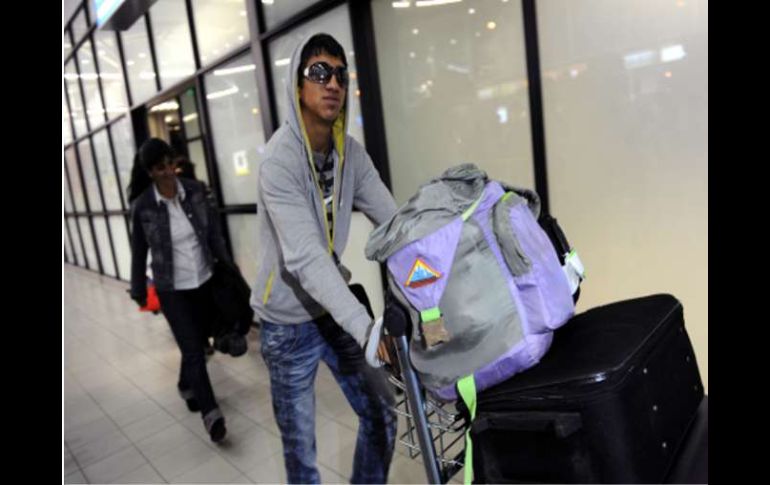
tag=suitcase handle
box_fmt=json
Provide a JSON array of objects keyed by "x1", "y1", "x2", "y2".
[{"x1": 473, "y1": 411, "x2": 583, "y2": 438}]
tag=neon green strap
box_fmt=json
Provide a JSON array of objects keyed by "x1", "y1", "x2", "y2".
[
  {"x1": 262, "y1": 269, "x2": 275, "y2": 305},
  {"x1": 457, "y1": 375, "x2": 477, "y2": 484},
  {"x1": 295, "y1": 89, "x2": 340, "y2": 255},
  {"x1": 461, "y1": 193, "x2": 485, "y2": 221},
  {"x1": 420, "y1": 307, "x2": 441, "y2": 323}
]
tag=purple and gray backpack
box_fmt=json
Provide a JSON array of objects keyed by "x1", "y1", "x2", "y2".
[{"x1": 365, "y1": 164, "x2": 584, "y2": 401}]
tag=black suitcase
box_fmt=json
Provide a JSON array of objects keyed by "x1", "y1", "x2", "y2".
[{"x1": 466, "y1": 294, "x2": 704, "y2": 484}]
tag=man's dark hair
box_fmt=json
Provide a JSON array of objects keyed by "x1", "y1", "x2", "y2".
[
  {"x1": 139, "y1": 138, "x2": 173, "y2": 172},
  {"x1": 297, "y1": 34, "x2": 347, "y2": 87}
]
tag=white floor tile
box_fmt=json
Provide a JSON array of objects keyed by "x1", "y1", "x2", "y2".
[
  {"x1": 81, "y1": 445, "x2": 148, "y2": 484},
  {"x1": 122, "y1": 409, "x2": 177, "y2": 443},
  {"x1": 112, "y1": 463, "x2": 166, "y2": 483},
  {"x1": 169, "y1": 454, "x2": 242, "y2": 483},
  {"x1": 64, "y1": 469, "x2": 87, "y2": 484}
]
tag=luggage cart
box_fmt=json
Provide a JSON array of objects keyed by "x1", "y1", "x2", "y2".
[{"x1": 382, "y1": 298, "x2": 469, "y2": 484}]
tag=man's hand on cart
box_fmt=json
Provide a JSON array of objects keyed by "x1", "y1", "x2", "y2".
[
  {"x1": 366, "y1": 316, "x2": 388, "y2": 368},
  {"x1": 377, "y1": 335, "x2": 393, "y2": 365}
]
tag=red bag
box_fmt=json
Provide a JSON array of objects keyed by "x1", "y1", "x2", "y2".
[{"x1": 139, "y1": 283, "x2": 161, "y2": 313}]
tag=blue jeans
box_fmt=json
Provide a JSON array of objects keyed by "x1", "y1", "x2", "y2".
[{"x1": 260, "y1": 320, "x2": 397, "y2": 484}]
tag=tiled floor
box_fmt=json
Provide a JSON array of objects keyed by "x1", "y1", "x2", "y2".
[{"x1": 63, "y1": 265, "x2": 460, "y2": 484}]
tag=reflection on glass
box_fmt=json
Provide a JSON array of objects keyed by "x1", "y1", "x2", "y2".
[
  {"x1": 262, "y1": 0, "x2": 316, "y2": 31},
  {"x1": 68, "y1": 218, "x2": 85, "y2": 267},
  {"x1": 63, "y1": 164, "x2": 72, "y2": 214},
  {"x1": 186, "y1": 139, "x2": 209, "y2": 186},
  {"x1": 180, "y1": 88, "x2": 201, "y2": 138},
  {"x1": 92, "y1": 130, "x2": 123, "y2": 210},
  {"x1": 71, "y1": 9, "x2": 89, "y2": 45},
  {"x1": 537, "y1": 0, "x2": 708, "y2": 386},
  {"x1": 63, "y1": 30, "x2": 73, "y2": 61},
  {"x1": 110, "y1": 117, "x2": 135, "y2": 205},
  {"x1": 122, "y1": 17, "x2": 158, "y2": 105},
  {"x1": 150, "y1": 0, "x2": 196, "y2": 89},
  {"x1": 94, "y1": 30, "x2": 130, "y2": 118},
  {"x1": 63, "y1": 83, "x2": 73, "y2": 144},
  {"x1": 372, "y1": 0, "x2": 534, "y2": 204},
  {"x1": 65, "y1": 146, "x2": 86, "y2": 212},
  {"x1": 204, "y1": 53, "x2": 266, "y2": 205},
  {"x1": 109, "y1": 215, "x2": 131, "y2": 280},
  {"x1": 78, "y1": 139, "x2": 102, "y2": 212},
  {"x1": 63, "y1": 157, "x2": 76, "y2": 214},
  {"x1": 78, "y1": 39, "x2": 106, "y2": 130},
  {"x1": 78, "y1": 217, "x2": 99, "y2": 271},
  {"x1": 192, "y1": 0, "x2": 250, "y2": 67},
  {"x1": 92, "y1": 217, "x2": 117, "y2": 277},
  {"x1": 63, "y1": 222, "x2": 73, "y2": 263},
  {"x1": 65, "y1": 62, "x2": 87, "y2": 137}
]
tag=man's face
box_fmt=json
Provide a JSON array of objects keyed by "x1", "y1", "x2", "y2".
[{"x1": 299, "y1": 52, "x2": 347, "y2": 125}]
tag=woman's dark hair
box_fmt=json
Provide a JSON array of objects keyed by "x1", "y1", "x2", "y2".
[
  {"x1": 297, "y1": 34, "x2": 347, "y2": 87},
  {"x1": 127, "y1": 138, "x2": 174, "y2": 203},
  {"x1": 139, "y1": 138, "x2": 173, "y2": 172},
  {"x1": 127, "y1": 153, "x2": 151, "y2": 204}
]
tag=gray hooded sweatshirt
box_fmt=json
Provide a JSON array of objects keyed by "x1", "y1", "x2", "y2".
[{"x1": 249, "y1": 33, "x2": 397, "y2": 346}]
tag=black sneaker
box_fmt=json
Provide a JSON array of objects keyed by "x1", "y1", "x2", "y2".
[
  {"x1": 209, "y1": 418, "x2": 227, "y2": 443},
  {"x1": 203, "y1": 409, "x2": 227, "y2": 443}
]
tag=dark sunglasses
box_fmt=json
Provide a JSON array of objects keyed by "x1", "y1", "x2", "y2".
[{"x1": 303, "y1": 61, "x2": 349, "y2": 88}]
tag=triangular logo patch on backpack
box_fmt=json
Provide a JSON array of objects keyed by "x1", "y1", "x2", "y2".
[{"x1": 405, "y1": 258, "x2": 441, "y2": 288}]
